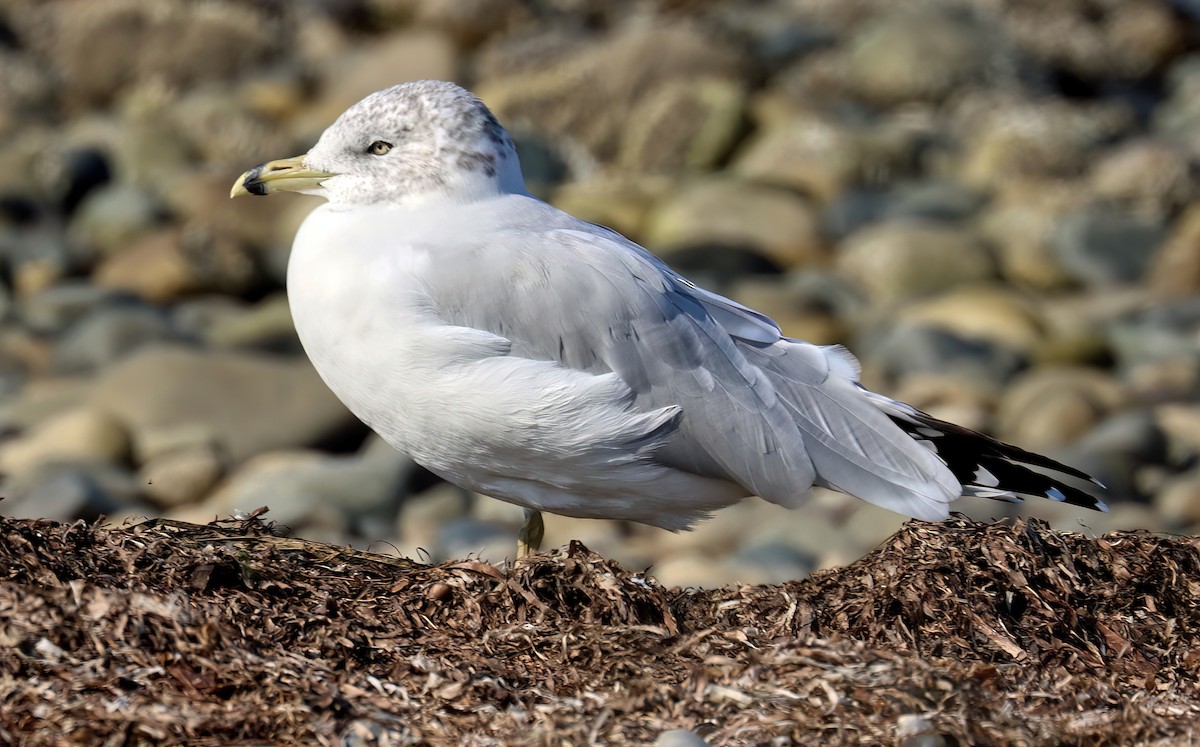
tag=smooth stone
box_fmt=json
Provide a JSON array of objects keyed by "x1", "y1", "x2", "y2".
[
  {"x1": 843, "y1": 7, "x2": 1014, "y2": 105},
  {"x1": 93, "y1": 228, "x2": 259, "y2": 303},
  {"x1": 1154, "y1": 470, "x2": 1200, "y2": 528},
  {"x1": 1149, "y1": 203, "x2": 1200, "y2": 298},
  {"x1": 733, "y1": 114, "x2": 867, "y2": 202},
  {"x1": 995, "y1": 367, "x2": 1126, "y2": 449},
  {"x1": 650, "y1": 551, "x2": 743, "y2": 590},
  {"x1": 1107, "y1": 297, "x2": 1200, "y2": 369},
  {"x1": 551, "y1": 177, "x2": 670, "y2": 241},
  {"x1": 614, "y1": 78, "x2": 746, "y2": 175},
  {"x1": 52, "y1": 302, "x2": 187, "y2": 374},
  {"x1": 977, "y1": 182, "x2": 1083, "y2": 291},
  {"x1": 18, "y1": 282, "x2": 128, "y2": 334},
  {"x1": 645, "y1": 178, "x2": 824, "y2": 269},
  {"x1": 837, "y1": 220, "x2": 994, "y2": 303},
  {"x1": 196, "y1": 438, "x2": 412, "y2": 531},
  {"x1": 725, "y1": 541, "x2": 814, "y2": 584},
  {"x1": 0, "y1": 406, "x2": 130, "y2": 478},
  {"x1": 202, "y1": 294, "x2": 302, "y2": 354},
  {"x1": 864, "y1": 323, "x2": 1025, "y2": 388},
  {"x1": 45, "y1": 0, "x2": 278, "y2": 109},
  {"x1": 955, "y1": 94, "x2": 1134, "y2": 188},
  {"x1": 67, "y1": 184, "x2": 164, "y2": 258},
  {"x1": 436, "y1": 518, "x2": 516, "y2": 563},
  {"x1": 477, "y1": 22, "x2": 746, "y2": 172},
  {"x1": 1051, "y1": 210, "x2": 1167, "y2": 288},
  {"x1": 89, "y1": 345, "x2": 358, "y2": 464},
  {"x1": 654, "y1": 730, "x2": 712, "y2": 747},
  {"x1": 1089, "y1": 139, "x2": 1200, "y2": 219},
  {"x1": 0, "y1": 377, "x2": 92, "y2": 433},
  {"x1": 898, "y1": 286, "x2": 1044, "y2": 354},
  {"x1": 1158, "y1": 404, "x2": 1200, "y2": 462},
  {"x1": 139, "y1": 444, "x2": 224, "y2": 509},
  {"x1": 398, "y1": 482, "x2": 474, "y2": 553},
  {"x1": 5, "y1": 463, "x2": 140, "y2": 522},
  {"x1": 304, "y1": 30, "x2": 457, "y2": 134}
]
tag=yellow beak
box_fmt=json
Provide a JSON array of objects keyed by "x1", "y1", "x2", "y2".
[{"x1": 230, "y1": 155, "x2": 334, "y2": 198}]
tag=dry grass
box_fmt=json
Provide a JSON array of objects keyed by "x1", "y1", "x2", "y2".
[{"x1": 1, "y1": 513, "x2": 1198, "y2": 745}]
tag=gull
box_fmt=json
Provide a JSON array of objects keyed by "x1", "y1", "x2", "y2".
[{"x1": 231, "y1": 80, "x2": 1106, "y2": 557}]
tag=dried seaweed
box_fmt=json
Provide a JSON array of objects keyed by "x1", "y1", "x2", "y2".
[{"x1": 1, "y1": 515, "x2": 1197, "y2": 745}]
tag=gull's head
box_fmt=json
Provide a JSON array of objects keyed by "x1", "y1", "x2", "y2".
[{"x1": 231, "y1": 80, "x2": 525, "y2": 206}]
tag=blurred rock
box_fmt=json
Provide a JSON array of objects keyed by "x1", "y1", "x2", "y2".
[
  {"x1": 0, "y1": 406, "x2": 130, "y2": 478},
  {"x1": 955, "y1": 94, "x2": 1134, "y2": 188},
  {"x1": 1149, "y1": 204, "x2": 1200, "y2": 298},
  {"x1": 1062, "y1": 409, "x2": 1167, "y2": 501},
  {"x1": 68, "y1": 184, "x2": 164, "y2": 259},
  {"x1": 654, "y1": 729, "x2": 712, "y2": 747},
  {"x1": 836, "y1": 220, "x2": 994, "y2": 303},
  {"x1": 53, "y1": 301, "x2": 187, "y2": 373},
  {"x1": 898, "y1": 286, "x2": 1044, "y2": 355},
  {"x1": 5, "y1": 463, "x2": 140, "y2": 522},
  {"x1": 842, "y1": 7, "x2": 1019, "y2": 105},
  {"x1": 202, "y1": 294, "x2": 302, "y2": 354},
  {"x1": 1107, "y1": 297, "x2": 1200, "y2": 370},
  {"x1": 1051, "y1": 210, "x2": 1166, "y2": 288},
  {"x1": 1089, "y1": 140, "x2": 1200, "y2": 219},
  {"x1": 645, "y1": 178, "x2": 823, "y2": 269},
  {"x1": 304, "y1": 29, "x2": 457, "y2": 134},
  {"x1": 995, "y1": 367, "x2": 1126, "y2": 449},
  {"x1": 551, "y1": 177, "x2": 668, "y2": 241},
  {"x1": 725, "y1": 541, "x2": 813, "y2": 585},
  {"x1": 195, "y1": 436, "x2": 412, "y2": 531},
  {"x1": 1154, "y1": 470, "x2": 1200, "y2": 528},
  {"x1": 139, "y1": 444, "x2": 224, "y2": 509},
  {"x1": 93, "y1": 227, "x2": 260, "y2": 303},
  {"x1": 1158, "y1": 404, "x2": 1200, "y2": 463},
  {"x1": 866, "y1": 323, "x2": 1025, "y2": 389},
  {"x1": 734, "y1": 112, "x2": 923, "y2": 202},
  {"x1": 399, "y1": 482, "x2": 473, "y2": 552},
  {"x1": 477, "y1": 22, "x2": 747, "y2": 173},
  {"x1": 437, "y1": 517, "x2": 515, "y2": 563},
  {"x1": 19, "y1": 282, "x2": 128, "y2": 334},
  {"x1": 41, "y1": 0, "x2": 280, "y2": 111},
  {"x1": 89, "y1": 345, "x2": 357, "y2": 464},
  {"x1": 978, "y1": 182, "x2": 1084, "y2": 291}
]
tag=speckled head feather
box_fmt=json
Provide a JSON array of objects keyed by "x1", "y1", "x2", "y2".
[{"x1": 304, "y1": 80, "x2": 525, "y2": 206}]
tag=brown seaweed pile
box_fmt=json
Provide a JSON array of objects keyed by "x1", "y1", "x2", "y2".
[{"x1": 1, "y1": 514, "x2": 1198, "y2": 745}]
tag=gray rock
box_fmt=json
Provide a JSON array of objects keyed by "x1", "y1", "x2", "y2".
[
  {"x1": 139, "y1": 444, "x2": 224, "y2": 509},
  {"x1": 995, "y1": 368, "x2": 1126, "y2": 449},
  {"x1": 477, "y1": 22, "x2": 747, "y2": 174},
  {"x1": 5, "y1": 463, "x2": 141, "y2": 522},
  {"x1": 1089, "y1": 140, "x2": 1200, "y2": 219},
  {"x1": 53, "y1": 301, "x2": 187, "y2": 374},
  {"x1": 1063, "y1": 409, "x2": 1167, "y2": 501},
  {"x1": 89, "y1": 345, "x2": 358, "y2": 464},
  {"x1": 19, "y1": 282, "x2": 129, "y2": 334},
  {"x1": 1052, "y1": 210, "x2": 1167, "y2": 288},
  {"x1": 645, "y1": 178, "x2": 824, "y2": 270},
  {"x1": 843, "y1": 7, "x2": 1020, "y2": 105},
  {"x1": 196, "y1": 438, "x2": 412, "y2": 533},
  {"x1": 1107, "y1": 297, "x2": 1200, "y2": 369},
  {"x1": 1153, "y1": 470, "x2": 1200, "y2": 528},
  {"x1": 726, "y1": 541, "x2": 814, "y2": 584},
  {"x1": 864, "y1": 323, "x2": 1026, "y2": 388},
  {"x1": 0, "y1": 406, "x2": 130, "y2": 479},
  {"x1": 68, "y1": 184, "x2": 164, "y2": 258},
  {"x1": 436, "y1": 517, "x2": 515, "y2": 563},
  {"x1": 836, "y1": 220, "x2": 994, "y2": 303},
  {"x1": 654, "y1": 729, "x2": 712, "y2": 747}
]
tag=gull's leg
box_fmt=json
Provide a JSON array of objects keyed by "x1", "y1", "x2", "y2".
[{"x1": 517, "y1": 508, "x2": 544, "y2": 558}]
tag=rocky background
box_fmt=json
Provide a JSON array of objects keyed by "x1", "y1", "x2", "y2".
[{"x1": 1, "y1": 0, "x2": 1198, "y2": 587}]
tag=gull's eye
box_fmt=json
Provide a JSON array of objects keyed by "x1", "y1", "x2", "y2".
[{"x1": 367, "y1": 140, "x2": 393, "y2": 156}]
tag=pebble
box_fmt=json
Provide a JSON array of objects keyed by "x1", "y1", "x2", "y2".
[
  {"x1": 89, "y1": 345, "x2": 357, "y2": 464},
  {"x1": 67, "y1": 184, "x2": 164, "y2": 259},
  {"x1": 836, "y1": 220, "x2": 994, "y2": 303},
  {"x1": 1051, "y1": 210, "x2": 1167, "y2": 288},
  {"x1": 52, "y1": 301, "x2": 187, "y2": 374},
  {"x1": 0, "y1": 405, "x2": 130, "y2": 478},
  {"x1": 645, "y1": 178, "x2": 824, "y2": 270}
]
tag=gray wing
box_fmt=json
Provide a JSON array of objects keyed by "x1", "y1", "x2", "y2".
[{"x1": 424, "y1": 218, "x2": 956, "y2": 515}]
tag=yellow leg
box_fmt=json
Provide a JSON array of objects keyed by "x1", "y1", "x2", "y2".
[{"x1": 517, "y1": 508, "x2": 544, "y2": 558}]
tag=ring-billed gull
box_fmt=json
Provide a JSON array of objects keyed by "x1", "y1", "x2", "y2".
[{"x1": 232, "y1": 80, "x2": 1106, "y2": 557}]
